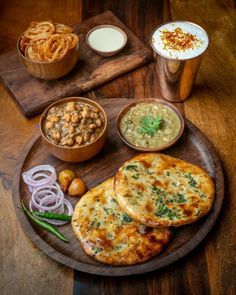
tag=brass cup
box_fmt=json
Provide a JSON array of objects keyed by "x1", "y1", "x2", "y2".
[{"x1": 150, "y1": 21, "x2": 209, "y2": 102}]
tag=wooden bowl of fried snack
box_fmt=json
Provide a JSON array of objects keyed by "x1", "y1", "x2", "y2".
[
  {"x1": 40, "y1": 97, "x2": 108, "y2": 162},
  {"x1": 17, "y1": 21, "x2": 79, "y2": 80}
]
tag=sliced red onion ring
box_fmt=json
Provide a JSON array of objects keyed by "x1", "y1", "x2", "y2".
[
  {"x1": 39, "y1": 195, "x2": 63, "y2": 209},
  {"x1": 32, "y1": 172, "x2": 51, "y2": 180},
  {"x1": 28, "y1": 172, "x2": 56, "y2": 192},
  {"x1": 32, "y1": 189, "x2": 55, "y2": 203},
  {"x1": 22, "y1": 164, "x2": 74, "y2": 226},
  {"x1": 31, "y1": 186, "x2": 64, "y2": 211},
  {"x1": 22, "y1": 165, "x2": 57, "y2": 188}
]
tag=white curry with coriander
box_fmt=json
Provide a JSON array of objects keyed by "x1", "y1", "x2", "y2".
[{"x1": 120, "y1": 103, "x2": 181, "y2": 148}]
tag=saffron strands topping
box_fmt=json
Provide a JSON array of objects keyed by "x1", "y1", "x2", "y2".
[
  {"x1": 160, "y1": 27, "x2": 204, "y2": 52},
  {"x1": 151, "y1": 21, "x2": 209, "y2": 60}
]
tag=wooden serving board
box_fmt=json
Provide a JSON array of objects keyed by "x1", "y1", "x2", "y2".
[
  {"x1": 12, "y1": 99, "x2": 224, "y2": 276},
  {"x1": 0, "y1": 11, "x2": 153, "y2": 118}
]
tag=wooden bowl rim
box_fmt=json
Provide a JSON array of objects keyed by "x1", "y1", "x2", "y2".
[
  {"x1": 16, "y1": 34, "x2": 79, "y2": 65},
  {"x1": 116, "y1": 98, "x2": 185, "y2": 152},
  {"x1": 39, "y1": 97, "x2": 108, "y2": 150},
  {"x1": 86, "y1": 24, "x2": 127, "y2": 55}
]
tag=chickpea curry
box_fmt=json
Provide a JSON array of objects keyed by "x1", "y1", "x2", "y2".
[{"x1": 44, "y1": 101, "x2": 104, "y2": 147}]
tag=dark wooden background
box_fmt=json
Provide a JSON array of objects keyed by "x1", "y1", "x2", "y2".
[{"x1": 0, "y1": 0, "x2": 235, "y2": 295}]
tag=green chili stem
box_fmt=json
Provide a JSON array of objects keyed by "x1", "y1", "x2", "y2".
[{"x1": 21, "y1": 202, "x2": 69, "y2": 243}]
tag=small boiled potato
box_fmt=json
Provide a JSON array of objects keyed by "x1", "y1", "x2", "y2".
[
  {"x1": 68, "y1": 178, "x2": 86, "y2": 197},
  {"x1": 58, "y1": 169, "x2": 77, "y2": 192}
]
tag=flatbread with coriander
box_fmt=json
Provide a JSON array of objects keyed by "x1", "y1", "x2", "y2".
[
  {"x1": 114, "y1": 153, "x2": 215, "y2": 227},
  {"x1": 71, "y1": 178, "x2": 172, "y2": 265}
]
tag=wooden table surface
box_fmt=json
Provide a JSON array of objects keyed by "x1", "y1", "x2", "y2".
[{"x1": 0, "y1": 1, "x2": 235, "y2": 294}]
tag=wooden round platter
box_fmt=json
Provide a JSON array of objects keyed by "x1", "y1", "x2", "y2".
[{"x1": 12, "y1": 98, "x2": 224, "y2": 276}]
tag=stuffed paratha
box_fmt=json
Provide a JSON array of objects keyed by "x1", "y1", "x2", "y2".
[
  {"x1": 71, "y1": 178, "x2": 172, "y2": 265},
  {"x1": 114, "y1": 153, "x2": 215, "y2": 227}
]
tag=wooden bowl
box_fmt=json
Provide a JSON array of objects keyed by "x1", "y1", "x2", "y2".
[
  {"x1": 17, "y1": 36, "x2": 79, "y2": 80},
  {"x1": 40, "y1": 97, "x2": 108, "y2": 162},
  {"x1": 86, "y1": 25, "x2": 127, "y2": 57},
  {"x1": 116, "y1": 99, "x2": 185, "y2": 152}
]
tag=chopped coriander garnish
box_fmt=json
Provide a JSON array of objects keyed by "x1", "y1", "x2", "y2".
[
  {"x1": 147, "y1": 170, "x2": 155, "y2": 175},
  {"x1": 155, "y1": 204, "x2": 179, "y2": 220},
  {"x1": 91, "y1": 220, "x2": 101, "y2": 227},
  {"x1": 91, "y1": 245, "x2": 102, "y2": 254},
  {"x1": 121, "y1": 213, "x2": 133, "y2": 224},
  {"x1": 107, "y1": 233, "x2": 114, "y2": 240},
  {"x1": 137, "y1": 191, "x2": 143, "y2": 198},
  {"x1": 194, "y1": 189, "x2": 207, "y2": 198},
  {"x1": 103, "y1": 208, "x2": 113, "y2": 215},
  {"x1": 185, "y1": 173, "x2": 197, "y2": 188},
  {"x1": 199, "y1": 191, "x2": 207, "y2": 198},
  {"x1": 167, "y1": 210, "x2": 179, "y2": 220},
  {"x1": 125, "y1": 165, "x2": 139, "y2": 172},
  {"x1": 151, "y1": 186, "x2": 167, "y2": 198},
  {"x1": 139, "y1": 115, "x2": 163, "y2": 136},
  {"x1": 113, "y1": 245, "x2": 123, "y2": 251},
  {"x1": 172, "y1": 193, "x2": 186, "y2": 203},
  {"x1": 155, "y1": 203, "x2": 168, "y2": 216},
  {"x1": 151, "y1": 187, "x2": 162, "y2": 194},
  {"x1": 131, "y1": 174, "x2": 140, "y2": 179}
]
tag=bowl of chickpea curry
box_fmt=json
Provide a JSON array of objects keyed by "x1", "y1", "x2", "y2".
[{"x1": 40, "y1": 97, "x2": 108, "y2": 162}]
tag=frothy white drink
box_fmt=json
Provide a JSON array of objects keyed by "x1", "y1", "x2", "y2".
[
  {"x1": 88, "y1": 27, "x2": 125, "y2": 52},
  {"x1": 151, "y1": 21, "x2": 209, "y2": 60}
]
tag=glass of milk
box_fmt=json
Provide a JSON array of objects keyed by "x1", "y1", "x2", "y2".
[{"x1": 150, "y1": 21, "x2": 209, "y2": 102}]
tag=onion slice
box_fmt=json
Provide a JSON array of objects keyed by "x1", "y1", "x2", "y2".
[
  {"x1": 22, "y1": 165, "x2": 57, "y2": 189},
  {"x1": 22, "y1": 164, "x2": 74, "y2": 225},
  {"x1": 31, "y1": 186, "x2": 64, "y2": 211}
]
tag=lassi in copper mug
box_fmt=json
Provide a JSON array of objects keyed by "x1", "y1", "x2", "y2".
[{"x1": 150, "y1": 21, "x2": 209, "y2": 102}]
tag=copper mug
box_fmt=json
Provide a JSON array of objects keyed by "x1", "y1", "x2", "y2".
[{"x1": 150, "y1": 21, "x2": 209, "y2": 102}]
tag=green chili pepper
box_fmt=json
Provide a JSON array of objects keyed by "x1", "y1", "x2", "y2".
[
  {"x1": 30, "y1": 210, "x2": 72, "y2": 221},
  {"x1": 21, "y1": 202, "x2": 69, "y2": 243}
]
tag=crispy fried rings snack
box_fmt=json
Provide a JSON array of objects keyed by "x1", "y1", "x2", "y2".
[
  {"x1": 19, "y1": 21, "x2": 79, "y2": 62},
  {"x1": 55, "y1": 23, "x2": 73, "y2": 34}
]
